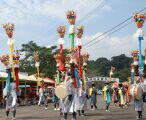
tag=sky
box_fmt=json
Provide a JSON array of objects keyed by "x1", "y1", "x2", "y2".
[{"x1": 0, "y1": 0, "x2": 146, "y2": 70}]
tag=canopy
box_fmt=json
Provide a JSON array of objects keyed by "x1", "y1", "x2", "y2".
[
  {"x1": 0, "y1": 72, "x2": 36, "y2": 82},
  {"x1": 43, "y1": 77, "x2": 55, "y2": 84},
  {"x1": 0, "y1": 72, "x2": 55, "y2": 84}
]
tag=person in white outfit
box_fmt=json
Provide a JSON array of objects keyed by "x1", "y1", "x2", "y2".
[
  {"x1": 38, "y1": 86, "x2": 44, "y2": 106},
  {"x1": 5, "y1": 78, "x2": 17, "y2": 120}
]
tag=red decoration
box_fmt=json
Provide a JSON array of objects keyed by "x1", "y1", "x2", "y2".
[
  {"x1": 133, "y1": 13, "x2": 145, "y2": 28},
  {"x1": 15, "y1": 67, "x2": 19, "y2": 92},
  {"x1": 66, "y1": 10, "x2": 76, "y2": 25}
]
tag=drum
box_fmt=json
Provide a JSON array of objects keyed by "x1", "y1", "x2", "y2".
[
  {"x1": 55, "y1": 84, "x2": 68, "y2": 99},
  {"x1": 131, "y1": 85, "x2": 143, "y2": 100},
  {"x1": 55, "y1": 80, "x2": 72, "y2": 99}
]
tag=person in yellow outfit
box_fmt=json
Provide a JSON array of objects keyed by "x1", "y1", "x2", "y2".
[
  {"x1": 118, "y1": 83, "x2": 125, "y2": 108},
  {"x1": 89, "y1": 84, "x2": 97, "y2": 110},
  {"x1": 103, "y1": 81, "x2": 111, "y2": 112}
]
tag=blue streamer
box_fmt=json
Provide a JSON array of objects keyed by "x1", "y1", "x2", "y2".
[
  {"x1": 138, "y1": 37, "x2": 144, "y2": 77},
  {"x1": 74, "y1": 67, "x2": 81, "y2": 88},
  {"x1": 131, "y1": 72, "x2": 135, "y2": 84},
  {"x1": 6, "y1": 69, "x2": 11, "y2": 93},
  {"x1": 106, "y1": 87, "x2": 111, "y2": 104}
]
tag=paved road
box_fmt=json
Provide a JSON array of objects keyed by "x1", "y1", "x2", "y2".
[{"x1": 0, "y1": 96, "x2": 146, "y2": 120}]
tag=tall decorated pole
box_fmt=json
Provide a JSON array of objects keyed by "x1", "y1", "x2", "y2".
[
  {"x1": 13, "y1": 52, "x2": 20, "y2": 92},
  {"x1": 66, "y1": 10, "x2": 79, "y2": 89},
  {"x1": 57, "y1": 26, "x2": 66, "y2": 72},
  {"x1": 131, "y1": 50, "x2": 139, "y2": 84},
  {"x1": 131, "y1": 64, "x2": 135, "y2": 84},
  {"x1": 0, "y1": 55, "x2": 10, "y2": 92},
  {"x1": 109, "y1": 66, "x2": 115, "y2": 81},
  {"x1": 76, "y1": 26, "x2": 84, "y2": 78},
  {"x1": 143, "y1": 49, "x2": 146, "y2": 79},
  {"x1": 54, "y1": 54, "x2": 61, "y2": 85},
  {"x1": 3, "y1": 23, "x2": 15, "y2": 80},
  {"x1": 34, "y1": 52, "x2": 40, "y2": 93},
  {"x1": 66, "y1": 10, "x2": 76, "y2": 49},
  {"x1": 82, "y1": 53, "x2": 89, "y2": 92},
  {"x1": 133, "y1": 13, "x2": 146, "y2": 77}
]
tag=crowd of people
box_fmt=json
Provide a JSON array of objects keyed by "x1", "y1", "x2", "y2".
[{"x1": 2, "y1": 75, "x2": 146, "y2": 120}]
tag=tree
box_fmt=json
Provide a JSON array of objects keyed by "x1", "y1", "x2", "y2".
[
  {"x1": 87, "y1": 54, "x2": 132, "y2": 81},
  {"x1": 19, "y1": 41, "x2": 58, "y2": 79},
  {"x1": 95, "y1": 57, "x2": 111, "y2": 76},
  {"x1": 111, "y1": 54, "x2": 132, "y2": 70}
]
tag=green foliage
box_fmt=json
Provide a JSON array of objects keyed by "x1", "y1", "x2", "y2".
[
  {"x1": 19, "y1": 41, "x2": 58, "y2": 79},
  {"x1": 19, "y1": 41, "x2": 132, "y2": 81},
  {"x1": 87, "y1": 54, "x2": 132, "y2": 81}
]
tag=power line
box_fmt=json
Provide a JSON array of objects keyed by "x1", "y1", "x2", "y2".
[
  {"x1": 83, "y1": 7, "x2": 146, "y2": 47},
  {"x1": 83, "y1": 20, "x2": 132, "y2": 49},
  {"x1": 77, "y1": 0, "x2": 107, "y2": 25}
]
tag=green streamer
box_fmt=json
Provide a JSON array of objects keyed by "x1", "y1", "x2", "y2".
[
  {"x1": 83, "y1": 69, "x2": 87, "y2": 93},
  {"x1": 69, "y1": 33, "x2": 75, "y2": 48},
  {"x1": 56, "y1": 70, "x2": 60, "y2": 84}
]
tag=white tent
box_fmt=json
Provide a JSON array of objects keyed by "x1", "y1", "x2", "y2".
[
  {"x1": 0, "y1": 72, "x2": 36, "y2": 82},
  {"x1": 0, "y1": 72, "x2": 55, "y2": 84}
]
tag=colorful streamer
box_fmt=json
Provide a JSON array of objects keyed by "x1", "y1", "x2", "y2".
[{"x1": 6, "y1": 69, "x2": 11, "y2": 93}]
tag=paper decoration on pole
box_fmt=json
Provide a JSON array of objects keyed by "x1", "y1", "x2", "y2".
[
  {"x1": 66, "y1": 10, "x2": 76, "y2": 25},
  {"x1": 54, "y1": 54, "x2": 61, "y2": 67},
  {"x1": 133, "y1": 13, "x2": 145, "y2": 28},
  {"x1": 34, "y1": 52, "x2": 40, "y2": 68},
  {"x1": 66, "y1": 10, "x2": 76, "y2": 48},
  {"x1": 3, "y1": 23, "x2": 14, "y2": 38},
  {"x1": 131, "y1": 50, "x2": 139, "y2": 65},
  {"x1": 131, "y1": 50, "x2": 139, "y2": 76},
  {"x1": 82, "y1": 53, "x2": 89, "y2": 67},
  {"x1": 0, "y1": 55, "x2": 10, "y2": 67},
  {"x1": 65, "y1": 54, "x2": 71, "y2": 68},
  {"x1": 57, "y1": 26, "x2": 66, "y2": 39}
]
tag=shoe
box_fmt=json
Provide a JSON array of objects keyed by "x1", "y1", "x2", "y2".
[
  {"x1": 72, "y1": 118, "x2": 76, "y2": 120},
  {"x1": 12, "y1": 117, "x2": 16, "y2": 120},
  {"x1": 81, "y1": 114, "x2": 85, "y2": 116},
  {"x1": 90, "y1": 109, "x2": 94, "y2": 111},
  {"x1": 54, "y1": 108, "x2": 57, "y2": 111},
  {"x1": 56, "y1": 108, "x2": 60, "y2": 111},
  {"x1": 61, "y1": 118, "x2": 67, "y2": 120},
  {"x1": 136, "y1": 116, "x2": 140, "y2": 120},
  {"x1": 45, "y1": 107, "x2": 48, "y2": 110},
  {"x1": 60, "y1": 112, "x2": 63, "y2": 115}
]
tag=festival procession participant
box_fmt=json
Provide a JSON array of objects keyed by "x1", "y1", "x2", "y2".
[
  {"x1": 123, "y1": 82, "x2": 130, "y2": 106},
  {"x1": 112, "y1": 82, "x2": 119, "y2": 106},
  {"x1": 43, "y1": 84, "x2": 50, "y2": 110},
  {"x1": 77, "y1": 78, "x2": 89, "y2": 116},
  {"x1": 134, "y1": 77, "x2": 144, "y2": 120},
  {"x1": 118, "y1": 83, "x2": 125, "y2": 108},
  {"x1": 103, "y1": 81, "x2": 111, "y2": 112},
  {"x1": 5, "y1": 77, "x2": 17, "y2": 120},
  {"x1": 52, "y1": 90, "x2": 60, "y2": 111},
  {"x1": 89, "y1": 83, "x2": 97, "y2": 110},
  {"x1": 38, "y1": 85, "x2": 44, "y2": 106},
  {"x1": 58, "y1": 74, "x2": 74, "y2": 120},
  {"x1": 77, "y1": 90, "x2": 87, "y2": 116}
]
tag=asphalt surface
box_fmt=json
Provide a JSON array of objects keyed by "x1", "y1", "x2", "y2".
[{"x1": 0, "y1": 96, "x2": 146, "y2": 120}]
